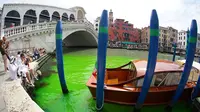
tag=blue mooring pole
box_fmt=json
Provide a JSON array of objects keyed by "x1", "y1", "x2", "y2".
[
  {"x1": 135, "y1": 9, "x2": 159, "y2": 110},
  {"x1": 96, "y1": 10, "x2": 108, "y2": 111},
  {"x1": 55, "y1": 20, "x2": 68, "y2": 94},
  {"x1": 168, "y1": 19, "x2": 197, "y2": 109},
  {"x1": 172, "y1": 43, "x2": 177, "y2": 62}
]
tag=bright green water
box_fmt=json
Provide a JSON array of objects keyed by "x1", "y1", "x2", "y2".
[{"x1": 34, "y1": 48, "x2": 192, "y2": 112}]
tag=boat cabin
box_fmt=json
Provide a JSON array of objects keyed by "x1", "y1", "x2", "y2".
[{"x1": 104, "y1": 60, "x2": 199, "y2": 87}]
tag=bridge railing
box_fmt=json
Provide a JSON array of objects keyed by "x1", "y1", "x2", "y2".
[{"x1": 2, "y1": 19, "x2": 97, "y2": 39}]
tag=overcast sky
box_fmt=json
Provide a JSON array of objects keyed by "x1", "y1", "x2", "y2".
[{"x1": 0, "y1": 0, "x2": 200, "y2": 32}]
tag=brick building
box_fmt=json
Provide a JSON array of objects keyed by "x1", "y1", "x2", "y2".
[{"x1": 109, "y1": 19, "x2": 140, "y2": 42}]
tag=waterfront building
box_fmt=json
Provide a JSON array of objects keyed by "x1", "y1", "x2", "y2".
[
  {"x1": 93, "y1": 9, "x2": 140, "y2": 43},
  {"x1": 94, "y1": 9, "x2": 113, "y2": 33},
  {"x1": 108, "y1": 19, "x2": 140, "y2": 42},
  {"x1": 94, "y1": 17, "x2": 100, "y2": 33},
  {"x1": 177, "y1": 30, "x2": 187, "y2": 49},
  {"x1": 108, "y1": 9, "x2": 113, "y2": 26},
  {"x1": 177, "y1": 30, "x2": 200, "y2": 51},
  {"x1": 141, "y1": 26, "x2": 178, "y2": 51}
]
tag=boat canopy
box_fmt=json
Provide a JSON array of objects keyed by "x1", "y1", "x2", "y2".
[
  {"x1": 132, "y1": 60, "x2": 183, "y2": 77},
  {"x1": 176, "y1": 60, "x2": 200, "y2": 71}
]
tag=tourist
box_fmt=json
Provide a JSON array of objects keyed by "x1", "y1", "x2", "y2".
[
  {"x1": 25, "y1": 57, "x2": 38, "y2": 80},
  {"x1": 18, "y1": 53, "x2": 34, "y2": 86},
  {"x1": 16, "y1": 51, "x2": 21, "y2": 65},
  {"x1": 2, "y1": 36, "x2": 10, "y2": 61},
  {"x1": 10, "y1": 23, "x2": 15, "y2": 28},
  {"x1": 8, "y1": 56, "x2": 18, "y2": 80},
  {"x1": 34, "y1": 48, "x2": 40, "y2": 59},
  {"x1": 0, "y1": 40, "x2": 8, "y2": 72}
]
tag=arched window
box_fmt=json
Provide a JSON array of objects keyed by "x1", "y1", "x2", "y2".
[
  {"x1": 52, "y1": 11, "x2": 60, "y2": 21},
  {"x1": 77, "y1": 10, "x2": 83, "y2": 20},
  {"x1": 4, "y1": 10, "x2": 21, "y2": 28},
  {"x1": 23, "y1": 9, "x2": 37, "y2": 25},
  {"x1": 39, "y1": 10, "x2": 50, "y2": 23},
  {"x1": 69, "y1": 14, "x2": 75, "y2": 21},
  {"x1": 62, "y1": 13, "x2": 68, "y2": 21}
]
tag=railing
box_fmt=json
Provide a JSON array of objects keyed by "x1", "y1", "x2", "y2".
[{"x1": 3, "y1": 19, "x2": 97, "y2": 39}]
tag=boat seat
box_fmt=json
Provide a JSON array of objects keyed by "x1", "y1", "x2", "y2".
[
  {"x1": 123, "y1": 83, "x2": 134, "y2": 88},
  {"x1": 104, "y1": 70, "x2": 109, "y2": 83},
  {"x1": 106, "y1": 78, "x2": 118, "y2": 85}
]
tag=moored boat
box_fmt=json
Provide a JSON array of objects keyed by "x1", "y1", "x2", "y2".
[{"x1": 86, "y1": 59, "x2": 200, "y2": 105}]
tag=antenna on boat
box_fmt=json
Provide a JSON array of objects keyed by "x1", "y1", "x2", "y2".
[
  {"x1": 134, "y1": 9, "x2": 159, "y2": 111},
  {"x1": 55, "y1": 19, "x2": 68, "y2": 94},
  {"x1": 166, "y1": 19, "x2": 197, "y2": 111},
  {"x1": 96, "y1": 10, "x2": 108, "y2": 111}
]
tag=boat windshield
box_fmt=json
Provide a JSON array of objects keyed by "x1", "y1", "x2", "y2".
[{"x1": 124, "y1": 67, "x2": 199, "y2": 88}]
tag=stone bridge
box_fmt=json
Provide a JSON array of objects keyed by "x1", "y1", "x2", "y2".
[{"x1": 3, "y1": 19, "x2": 98, "y2": 53}]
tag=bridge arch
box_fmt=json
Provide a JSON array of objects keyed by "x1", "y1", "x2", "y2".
[
  {"x1": 63, "y1": 29, "x2": 97, "y2": 47},
  {"x1": 53, "y1": 29, "x2": 97, "y2": 50},
  {"x1": 4, "y1": 10, "x2": 21, "y2": 28},
  {"x1": 39, "y1": 10, "x2": 50, "y2": 23},
  {"x1": 23, "y1": 9, "x2": 37, "y2": 25}
]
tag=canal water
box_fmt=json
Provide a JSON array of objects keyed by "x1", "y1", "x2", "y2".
[{"x1": 34, "y1": 48, "x2": 192, "y2": 112}]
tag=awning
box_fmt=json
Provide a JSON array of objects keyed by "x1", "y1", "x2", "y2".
[{"x1": 121, "y1": 41, "x2": 139, "y2": 45}]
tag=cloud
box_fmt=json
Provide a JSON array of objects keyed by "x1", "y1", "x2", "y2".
[{"x1": 1, "y1": 0, "x2": 200, "y2": 32}]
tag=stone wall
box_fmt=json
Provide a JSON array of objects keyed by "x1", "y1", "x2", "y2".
[
  {"x1": 0, "y1": 62, "x2": 44, "y2": 112},
  {"x1": 0, "y1": 78, "x2": 44, "y2": 112}
]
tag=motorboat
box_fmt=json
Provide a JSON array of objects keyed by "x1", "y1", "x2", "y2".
[{"x1": 86, "y1": 59, "x2": 200, "y2": 105}]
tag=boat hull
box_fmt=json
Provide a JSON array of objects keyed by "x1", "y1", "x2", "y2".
[
  {"x1": 87, "y1": 85, "x2": 195, "y2": 105},
  {"x1": 86, "y1": 59, "x2": 200, "y2": 105}
]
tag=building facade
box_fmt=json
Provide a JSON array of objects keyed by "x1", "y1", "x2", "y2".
[
  {"x1": 141, "y1": 26, "x2": 178, "y2": 49},
  {"x1": 141, "y1": 26, "x2": 150, "y2": 44},
  {"x1": 177, "y1": 30, "x2": 200, "y2": 50},
  {"x1": 94, "y1": 17, "x2": 100, "y2": 33},
  {"x1": 93, "y1": 9, "x2": 140, "y2": 43},
  {"x1": 177, "y1": 30, "x2": 187, "y2": 49},
  {"x1": 94, "y1": 9, "x2": 113, "y2": 33},
  {"x1": 108, "y1": 19, "x2": 140, "y2": 42},
  {"x1": 108, "y1": 9, "x2": 113, "y2": 26}
]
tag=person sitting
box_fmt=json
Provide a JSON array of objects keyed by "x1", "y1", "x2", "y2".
[
  {"x1": 34, "y1": 48, "x2": 40, "y2": 59},
  {"x1": 25, "y1": 57, "x2": 38, "y2": 80},
  {"x1": 18, "y1": 53, "x2": 34, "y2": 86}
]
